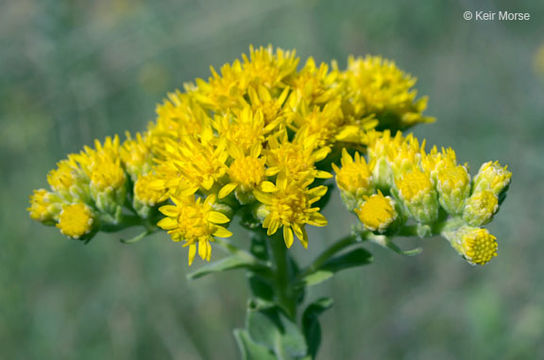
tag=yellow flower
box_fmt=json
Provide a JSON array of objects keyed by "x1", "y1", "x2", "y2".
[
  {"x1": 121, "y1": 131, "x2": 153, "y2": 179},
  {"x1": 289, "y1": 57, "x2": 339, "y2": 105},
  {"x1": 355, "y1": 191, "x2": 397, "y2": 232},
  {"x1": 342, "y1": 56, "x2": 434, "y2": 130},
  {"x1": 89, "y1": 154, "x2": 126, "y2": 193},
  {"x1": 241, "y1": 45, "x2": 299, "y2": 90},
  {"x1": 214, "y1": 106, "x2": 269, "y2": 155},
  {"x1": 157, "y1": 195, "x2": 232, "y2": 265},
  {"x1": 56, "y1": 203, "x2": 94, "y2": 239},
  {"x1": 463, "y1": 190, "x2": 499, "y2": 226},
  {"x1": 395, "y1": 169, "x2": 439, "y2": 223},
  {"x1": 332, "y1": 148, "x2": 373, "y2": 199},
  {"x1": 254, "y1": 175, "x2": 328, "y2": 248},
  {"x1": 28, "y1": 189, "x2": 62, "y2": 223},
  {"x1": 219, "y1": 145, "x2": 275, "y2": 201},
  {"x1": 154, "y1": 133, "x2": 228, "y2": 194},
  {"x1": 265, "y1": 129, "x2": 331, "y2": 182},
  {"x1": 247, "y1": 85, "x2": 290, "y2": 128},
  {"x1": 134, "y1": 173, "x2": 169, "y2": 206},
  {"x1": 47, "y1": 158, "x2": 89, "y2": 202},
  {"x1": 291, "y1": 99, "x2": 344, "y2": 146},
  {"x1": 445, "y1": 226, "x2": 498, "y2": 265},
  {"x1": 473, "y1": 161, "x2": 512, "y2": 196}
]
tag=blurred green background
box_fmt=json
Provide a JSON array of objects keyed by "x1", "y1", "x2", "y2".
[{"x1": 2, "y1": 0, "x2": 544, "y2": 358}]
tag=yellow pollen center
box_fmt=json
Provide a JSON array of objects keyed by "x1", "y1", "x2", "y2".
[
  {"x1": 461, "y1": 229, "x2": 498, "y2": 265},
  {"x1": 355, "y1": 193, "x2": 396, "y2": 231},
  {"x1": 57, "y1": 203, "x2": 94, "y2": 238},
  {"x1": 229, "y1": 157, "x2": 265, "y2": 187}
]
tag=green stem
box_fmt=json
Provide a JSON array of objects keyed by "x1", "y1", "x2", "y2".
[{"x1": 268, "y1": 233, "x2": 297, "y2": 319}]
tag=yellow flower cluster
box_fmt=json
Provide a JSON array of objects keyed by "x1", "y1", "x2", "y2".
[
  {"x1": 34, "y1": 46, "x2": 505, "y2": 267},
  {"x1": 141, "y1": 46, "x2": 432, "y2": 264},
  {"x1": 334, "y1": 130, "x2": 511, "y2": 265}
]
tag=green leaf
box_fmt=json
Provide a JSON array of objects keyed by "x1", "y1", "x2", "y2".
[
  {"x1": 298, "y1": 248, "x2": 373, "y2": 287},
  {"x1": 302, "y1": 297, "x2": 334, "y2": 359},
  {"x1": 246, "y1": 300, "x2": 308, "y2": 359},
  {"x1": 248, "y1": 274, "x2": 274, "y2": 301},
  {"x1": 234, "y1": 329, "x2": 276, "y2": 360},
  {"x1": 187, "y1": 255, "x2": 269, "y2": 280}
]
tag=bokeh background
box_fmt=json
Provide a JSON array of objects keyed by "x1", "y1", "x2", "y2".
[{"x1": 2, "y1": 0, "x2": 544, "y2": 358}]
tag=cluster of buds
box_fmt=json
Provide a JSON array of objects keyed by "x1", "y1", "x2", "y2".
[
  {"x1": 334, "y1": 130, "x2": 511, "y2": 265},
  {"x1": 28, "y1": 134, "x2": 165, "y2": 240}
]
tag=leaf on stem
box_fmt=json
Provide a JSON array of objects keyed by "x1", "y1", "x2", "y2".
[
  {"x1": 246, "y1": 300, "x2": 308, "y2": 359},
  {"x1": 298, "y1": 247, "x2": 373, "y2": 287},
  {"x1": 302, "y1": 297, "x2": 334, "y2": 359},
  {"x1": 187, "y1": 255, "x2": 270, "y2": 280},
  {"x1": 234, "y1": 329, "x2": 277, "y2": 360}
]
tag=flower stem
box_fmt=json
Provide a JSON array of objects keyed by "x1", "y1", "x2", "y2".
[{"x1": 268, "y1": 233, "x2": 297, "y2": 319}]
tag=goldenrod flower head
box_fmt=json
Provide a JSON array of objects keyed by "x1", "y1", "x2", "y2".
[
  {"x1": 265, "y1": 130, "x2": 331, "y2": 182},
  {"x1": 463, "y1": 190, "x2": 499, "y2": 227},
  {"x1": 445, "y1": 226, "x2": 498, "y2": 265},
  {"x1": 289, "y1": 57, "x2": 339, "y2": 105},
  {"x1": 355, "y1": 192, "x2": 397, "y2": 232},
  {"x1": 219, "y1": 147, "x2": 274, "y2": 202},
  {"x1": 121, "y1": 132, "x2": 153, "y2": 179},
  {"x1": 241, "y1": 45, "x2": 299, "y2": 90},
  {"x1": 56, "y1": 203, "x2": 94, "y2": 239},
  {"x1": 47, "y1": 158, "x2": 89, "y2": 202},
  {"x1": 332, "y1": 149, "x2": 372, "y2": 198},
  {"x1": 435, "y1": 164, "x2": 471, "y2": 215},
  {"x1": 247, "y1": 85, "x2": 289, "y2": 127},
  {"x1": 292, "y1": 99, "x2": 344, "y2": 146},
  {"x1": 473, "y1": 161, "x2": 512, "y2": 196},
  {"x1": 254, "y1": 175, "x2": 328, "y2": 248},
  {"x1": 395, "y1": 169, "x2": 438, "y2": 223},
  {"x1": 134, "y1": 173, "x2": 169, "y2": 207},
  {"x1": 28, "y1": 189, "x2": 62, "y2": 223},
  {"x1": 156, "y1": 135, "x2": 228, "y2": 194},
  {"x1": 90, "y1": 155, "x2": 126, "y2": 193},
  {"x1": 157, "y1": 194, "x2": 232, "y2": 265},
  {"x1": 366, "y1": 130, "x2": 420, "y2": 187},
  {"x1": 342, "y1": 56, "x2": 434, "y2": 130},
  {"x1": 214, "y1": 106, "x2": 268, "y2": 155}
]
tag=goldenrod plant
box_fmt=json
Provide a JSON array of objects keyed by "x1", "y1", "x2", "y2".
[{"x1": 29, "y1": 46, "x2": 511, "y2": 359}]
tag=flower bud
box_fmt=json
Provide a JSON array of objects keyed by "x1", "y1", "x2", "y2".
[
  {"x1": 28, "y1": 189, "x2": 62, "y2": 224},
  {"x1": 472, "y1": 161, "x2": 511, "y2": 196},
  {"x1": 443, "y1": 225, "x2": 498, "y2": 265},
  {"x1": 354, "y1": 192, "x2": 398, "y2": 233},
  {"x1": 394, "y1": 169, "x2": 438, "y2": 224},
  {"x1": 463, "y1": 190, "x2": 499, "y2": 226},
  {"x1": 332, "y1": 149, "x2": 373, "y2": 209},
  {"x1": 435, "y1": 164, "x2": 471, "y2": 215},
  {"x1": 56, "y1": 203, "x2": 95, "y2": 239}
]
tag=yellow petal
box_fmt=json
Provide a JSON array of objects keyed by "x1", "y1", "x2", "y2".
[
  {"x1": 308, "y1": 212, "x2": 328, "y2": 227},
  {"x1": 299, "y1": 227, "x2": 309, "y2": 249},
  {"x1": 219, "y1": 183, "x2": 237, "y2": 199},
  {"x1": 159, "y1": 205, "x2": 178, "y2": 217},
  {"x1": 260, "y1": 181, "x2": 276, "y2": 192},
  {"x1": 213, "y1": 226, "x2": 232, "y2": 238},
  {"x1": 208, "y1": 211, "x2": 230, "y2": 224},
  {"x1": 283, "y1": 226, "x2": 294, "y2": 248},
  {"x1": 157, "y1": 217, "x2": 177, "y2": 230},
  {"x1": 198, "y1": 238, "x2": 208, "y2": 260},
  {"x1": 188, "y1": 244, "x2": 196, "y2": 266}
]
